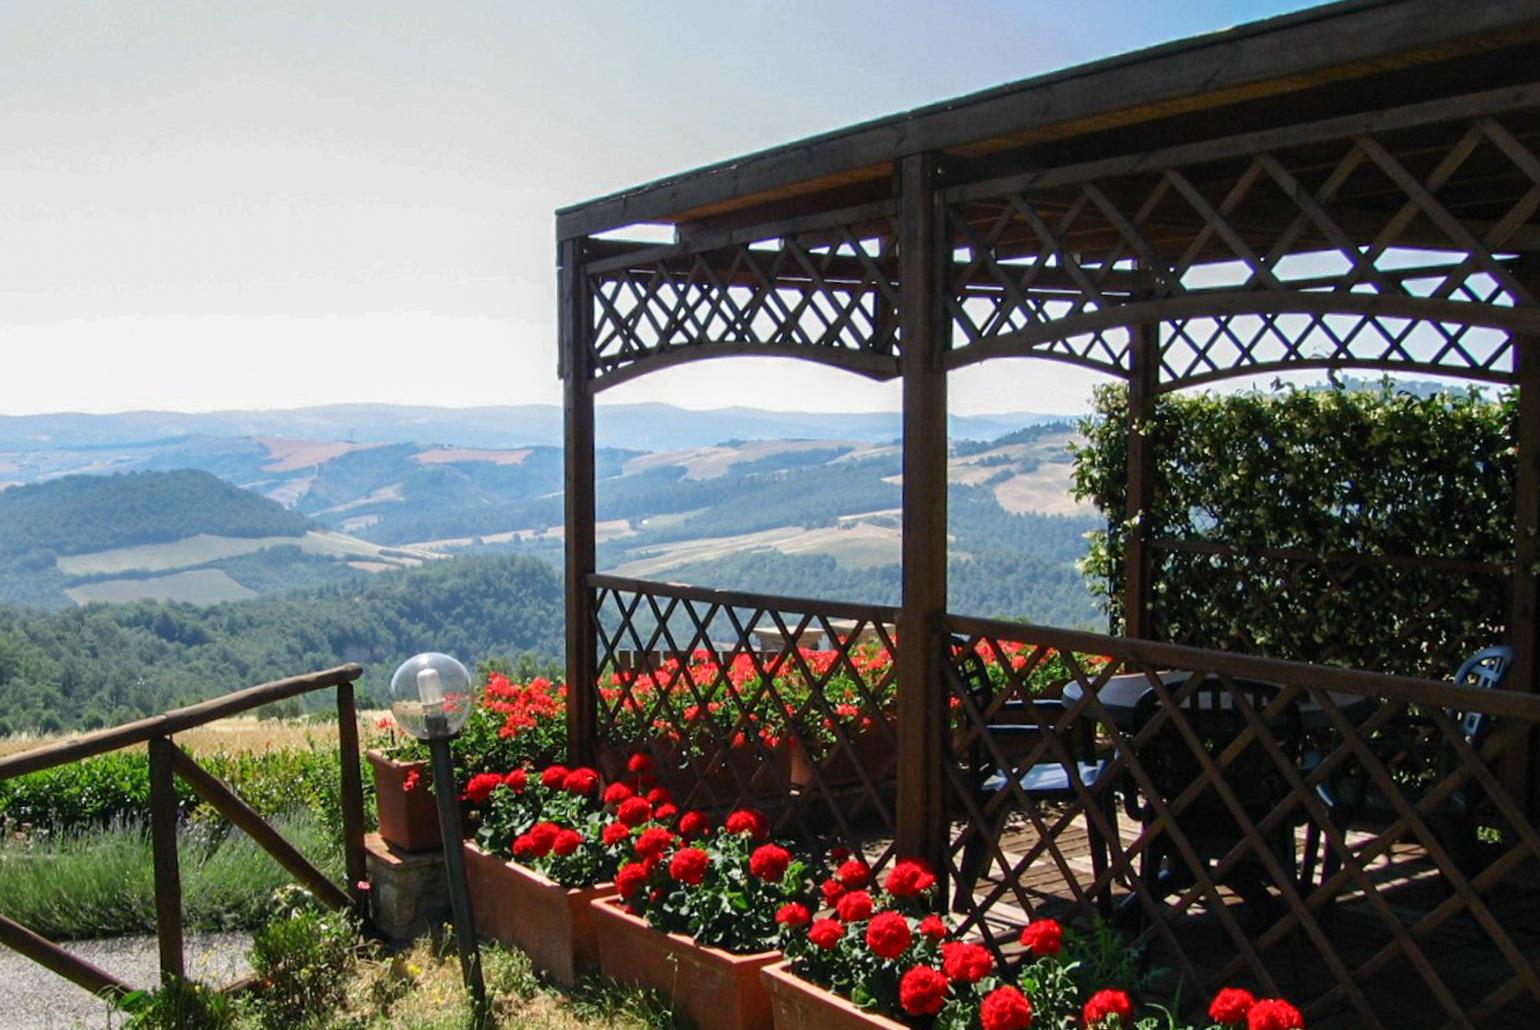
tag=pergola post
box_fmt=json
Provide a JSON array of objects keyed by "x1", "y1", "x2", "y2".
[
  {"x1": 895, "y1": 152, "x2": 948, "y2": 874},
  {"x1": 1122, "y1": 321, "x2": 1158, "y2": 639},
  {"x1": 560, "y1": 237, "x2": 597, "y2": 766},
  {"x1": 1512, "y1": 289, "x2": 1539, "y2": 813}
]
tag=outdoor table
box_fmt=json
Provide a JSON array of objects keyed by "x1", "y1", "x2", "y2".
[{"x1": 1061, "y1": 670, "x2": 1377, "y2": 731}]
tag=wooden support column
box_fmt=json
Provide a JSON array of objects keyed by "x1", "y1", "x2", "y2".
[
  {"x1": 1122, "y1": 321, "x2": 1158, "y2": 639},
  {"x1": 147, "y1": 735, "x2": 183, "y2": 981},
  {"x1": 335, "y1": 682, "x2": 368, "y2": 918},
  {"x1": 895, "y1": 153, "x2": 948, "y2": 875},
  {"x1": 561, "y1": 237, "x2": 598, "y2": 766},
  {"x1": 1511, "y1": 301, "x2": 1539, "y2": 814}
]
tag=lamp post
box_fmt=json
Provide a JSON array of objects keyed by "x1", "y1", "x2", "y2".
[{"x1": 389, "y1": 653, "x2": 487, "y2": 1021}]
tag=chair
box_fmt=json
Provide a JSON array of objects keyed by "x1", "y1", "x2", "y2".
[
  {"x1": 947, "y1": 646, "x2": 1119, "y2": 915},
  {"x1": 1300, "y1": 645, "x2": 1513, "y2": 892},
  {"x1": 1124, "y1": 677, "x2": 1305, "y2": 917}
]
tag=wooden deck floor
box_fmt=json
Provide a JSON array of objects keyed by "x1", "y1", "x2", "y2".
[{"x1": 956, "y1": 814, "x2": 1540, "y2": 1029}]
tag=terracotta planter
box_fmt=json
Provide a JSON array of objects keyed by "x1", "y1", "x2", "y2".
[
  {"x1": 761, "y1": 962, "x2": 907, "y2": 1030},
  {"x1": 651, "y1": 737, "x2": 793, "y2": 804},
  {"x1": 462, "y1": 843, "x2": 613, "y2": 987},
  {"x1": 788, "y1": 720, "x2": 897, "y2": 789},
  {"x1": 367, "y1": 749, "x2": 440, "y2": 852},
  {"x1": 590, "y1": 897, "x2": 780, "y2": 1030}
]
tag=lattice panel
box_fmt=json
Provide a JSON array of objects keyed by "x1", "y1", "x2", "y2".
[
  {"x1": 589, "y1": 578, "x2": 900, "y2": 869},
  {"x1": 1146, "y1": 543, "x2": 1509, "y2": 679},
  {"x1": 941, "y1": 617, "x2": 1540, "y2": 1030},
  {"x1": 585, "y1": 214, "x2": 900, "y2": 385},
  {"x1": 945, "y1": 109, "x2": 1540, "y2": 388}
]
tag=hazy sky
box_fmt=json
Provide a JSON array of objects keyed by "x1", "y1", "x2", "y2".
[{"x1": 2, "y1": 0, "x2": 1308, "y2": 417}]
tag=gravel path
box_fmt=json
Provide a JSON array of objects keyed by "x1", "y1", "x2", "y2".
[{"x1": 6, "y1": 932, "x2": 252, "y2": 1029}]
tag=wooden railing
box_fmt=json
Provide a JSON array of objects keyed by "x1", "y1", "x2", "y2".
[{"x1": 0, "y1": 664, "x2": 367, "y2": 1000}]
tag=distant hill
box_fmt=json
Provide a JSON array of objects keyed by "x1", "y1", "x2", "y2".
[{"x1": 0, "y1": 553, "x2": 563, "y2": 733}]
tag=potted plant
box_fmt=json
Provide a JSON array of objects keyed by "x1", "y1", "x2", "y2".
[
  {"x1": 591, "y1": 806, "x2": 814, "y2": 1030},
  {"x1": 368, "y1": 667, "x2": 566, "y2": 851},
  {"x1": 464, "y1": 755, "x2": 662, "y2": 986}
]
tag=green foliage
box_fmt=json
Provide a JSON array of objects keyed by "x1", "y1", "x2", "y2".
[
  {"x1": 245, "y1": 886, "x2": 358, "y2": 1029},
  {"x1": 1072, "y1": 382, "x2": 1514, "y2": 675},
  {"x1": 121, "y1": 975, "x2": 238, "y2": 1030},
  {"x1": 0, "y1": 810, "x2": 339, "y2": 939},
  {"x1": 0, "y1": 552, "x2": 563, "y2": 731}
]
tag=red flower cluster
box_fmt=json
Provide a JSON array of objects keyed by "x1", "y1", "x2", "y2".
[
  {"x1": 616, "y1": 861, "x2": 647, "y2": 900},
  {"x1": 678, "y1": 810, "x2": 711, "y2": 839},
  {"x1": 834, "y1": 890, "x2": 873, "y2": 923},
  {"x1": 808, "y1": 918, "x2": 844, "y2": 950},
  {"x1": 979, "y1": 985, "x2": 1033, "y2": 1030},
  {"x1": 634, "y1": 826, "x2": 674, "y2": 862},
  {"x1": 462, "y1": 772, "x2": 505, "y2": 805},
  {"x1": 1018, "y1": 918, "x2": 1063, "y2": 957},
  {"x1": 723, "y1": 808, "x2": 770, "y2": 840},
  {"x1": 918, "y1": 914, "x2": 948, "y2": 940},
  {"x1": 749, "y1": 844, "x2": 792, "y2": 882},
  {"x1": 1245, "y1": 998, "x2": 1305, "y2": 1030},
  {"x1": 884, "y1": 857, "x2": 937, "y2": 897},
  {"x1": 940, "y1": 940, "x2": 993, "y2": 984},
  {"x1": 540, "y1": 764, "x2": 569, "y2": 789},
  {"x1": 616, "y1": 797, "x2": 653, "y2": 827},
  {"x1": 776, "y1": 902, "x2": 811, "y2": 928},
  {"x1": 669, "y1": 846, "x2": 709, "y2": 885},
  {"x1": 898, "y1": 965, "x2": 949, "y2": 1016},
  {"x1": 482, "y1": 672, "x2": 564, "y2": 740},
  {"x1": 836, "y1": 858, "x2": 870, "y2": 888},
  {"x1": 503, "y1": 768, "x2": 527, "y2": 793},
  {"x1": 1083, "y1": 988, "x2": 1134, "y2": 1028},
  {"x1": 562, "y1": 766, "x2": 599, "y2": 795},
  {"x1": 511, "y1": 821, "x2": 561, "y2": 860},
  {"x1": 864, "y1": 911, "x2": 911, "y2": 959}
]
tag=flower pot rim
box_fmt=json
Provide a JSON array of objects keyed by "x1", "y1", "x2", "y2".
[
  {"x1": 366, "y1": 747, "x2": 428, "y2": 768},
  {"x1": 592, "y1": 895, "x2": 782, "y2": 965},
  {"x1": 760, "y1": 960, "x2": 909, "y2": 1030},
  {"x1": 462, "y1": 841, "x2": 616, "y2": 896}
]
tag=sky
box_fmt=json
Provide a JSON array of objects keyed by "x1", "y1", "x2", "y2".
[{"x1": 1, "y1": 0, "x2": 1311, "y2": 418}]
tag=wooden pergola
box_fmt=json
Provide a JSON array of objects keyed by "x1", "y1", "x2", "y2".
[{"x1": 556, "y1": 2, "x2": 1540, "y2": 1024}]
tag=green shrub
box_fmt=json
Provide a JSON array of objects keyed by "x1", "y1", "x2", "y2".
[
  {"x1": 120, "y1": 975, "x2": 237, "y2": 1030},
  {"x1": 245, "y1": 886, "x2": 358, "y2": 1029}
]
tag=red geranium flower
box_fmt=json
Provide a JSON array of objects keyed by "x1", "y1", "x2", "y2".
[
  {"x1": 602, "y1": 821, "x2": 631, "y2": 847},
  {"x1": 1018, "y1": 918, "x2": 1063, "y2": 957},
  {"x1": 865, "y1": 911, "x2": 912, "y2": 960},
  {"x1": 526, "y1": 822, "x2": 560, "y2": 857},
  {"x1": 749, "y1": 844, "x2": 792, "y2": 882},
  {"x1": 402, "y1": 769, "x2": 421, "y2": 792},
  {"x1": 835, "y1": 890, "x2": 874, "y2": 923},
  {"x1": 980, "y1": 985, "x2": 1033, "y2": 1030},
  {"x1": 562, "y1": 767, "x2": 600, "y2": 795},
  {"x1": 669, "y1": 846, "x2": 709, "y2": 885},
  {"x1": 821, "y1": 877, "x2": 847, "y2": 904},
  {"x1": 1246, "y1": 999, "x2": 1304, "y2": 1030},
  {"x1": 898, "y1": 965, "x2": 949, "y2": 1016},
  {"x1": 654, "y1": 802, "x2": 678, "y2": 821},
  {"x1": 884, "y1": 858, "x2": 937, "y2": 897},
  {"x1": 807, "y1": 918, "x2": 845, "y2": 950},
  {"x1": 462, "y1": 772, "x2": 504, "y2": 805},
  {"x1": 634, "y1": 826, "x2": 675, "y2": 862},
  {"x1": 540, "y1": 764, "x2": 570, "y2": 789},
  {"x1": 941, "y1": 940, "x2": 993, "y2": 984},
  {"x1": 645, "y1": 786, "x2": 672, "y2": 805},
  {"x1": 1083, "y1": 989, "x2": 1134, "y2": 1028},
  {"x1": 627, "y1": 752, "x2": 653, "y2": 774},
  {"x1": 511, "y1": 834, "x2": 537, "y2": 860},
  {"x1": 724, "y1": 808, "x2": 770, "y2": 840},
  {"x1": 677, "y1": 810, "x2": 711, "y2": 839},
  {"x1": 1208, "y1": 988, "x2": 1256, "y2": 1025},
  {"x1": 552, "y1": 828, "x2": 583, "y2": 856},
  {"x1": 837, "y1": 858, "x2": 871, "y2": 888},
  {"x1": 617, "y1": 797, "x2": 653, "y2": 827},
  {"x1": 503, "y1": 768, "x2": 528, "y2": 793},
  {"x1": 775, "y1": 902, "x2": 811, "y2": 927},
  {"x1": 917, "y1": 914, "x2": 948, "y2": 941},
  {"x1": 603, "y1": 782, "x2": 635, "y2": 805},
  {"x1": 616, "y1": 861, "x2": 647, "y2": 900}
]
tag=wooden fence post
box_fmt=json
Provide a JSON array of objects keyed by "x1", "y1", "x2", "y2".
[
  {"x1": 335, "y1": 682, "x2": 369, "y2": 917},
  {"x1": 562, "y1": 236, "x2": 598, "y2": 766},
  {"x1": 147, "y1": 735, "x2": 183, "y2": 981},
  {"x1": 1123, "y1": 319, "x2": 1158, "y2": 639}
]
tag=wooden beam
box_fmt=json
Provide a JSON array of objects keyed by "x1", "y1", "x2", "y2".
[
  {"x1": 0, "y1": 665, "x2": 363, "y2": 782},
  {"x1": 557, "y1": 1, "x2": 1540, "y2": 239},
  {"x1": 1512, "y1": 267, "x2": 1540, "y2": 815},
  {"x1": 562, "y1": 237, "x2": 598, "y2": 766},
  {"x1": 334, "y1": 682, "x2": 369, "y2": 916},
  {"x1": 169, "y1": 745, "x2": 352, "y2": 911},
  {"x1": 588, "y1": 573, "x2": 900, "y2": 624},
  {"x1": 1122, "y1": 319, "x2": 1158, "y2": 638},
  {"x1": 895, "y1": 153, "x2": 949, "y2": 877},
  {"x1": 148, "y1": 736, "x2": 183, "y2": 982},
  {"x1": 0, "y1": 914, "x2": 131, "y2": 1000}
]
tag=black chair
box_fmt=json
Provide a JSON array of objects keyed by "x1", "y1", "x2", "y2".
[
  {"x1": 948, "y1": 647, "x2": 1119, "y2": 914},
  {"x1": 1124, "y1": 677, "x2": 1305, "y2": 917},
  {"x1": 1302, "y1": 645, "x2": 1513, "y2": 888}
]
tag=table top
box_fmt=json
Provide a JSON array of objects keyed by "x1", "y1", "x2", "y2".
[{"x1": 1060, "y1": 670, "x2": 1377, "y2": 730}]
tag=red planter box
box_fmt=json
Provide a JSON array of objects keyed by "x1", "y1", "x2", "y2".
[
  {"x1": 761, "y1": 962, "x2": 907, "y2": 1030},
  {"x1": 590, "y1": 897, "x2": 780, "y2": 1030},
  {"x1": 462, "y1": 843, "x2": 614, "y2": 987},
  {"x1": 367, "y1": 749, "x2": 440, "y2": 853}
]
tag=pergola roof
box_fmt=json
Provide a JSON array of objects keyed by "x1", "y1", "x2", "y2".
[{"x1": 558, "y1": 0, "x2": 1540, "y2": 242}]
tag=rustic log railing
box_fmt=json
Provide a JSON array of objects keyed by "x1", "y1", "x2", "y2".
[{"x1": 0, "y1": 664, "x2": 367, "y2": 1000}]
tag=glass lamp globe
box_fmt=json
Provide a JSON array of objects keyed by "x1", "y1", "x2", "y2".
[{"x1": 389, "y1": 652, "x2": 477, "y2": 741}]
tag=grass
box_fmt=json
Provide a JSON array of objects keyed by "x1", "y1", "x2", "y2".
[
  {"x1": 0, "y1": 809, "x2": 340, "y2": 939},
  {"x1": 0, "y1": 714, "x2": 381, "y2": 758},
  {"x1": 66, "y1": 568, "x2": 258, "y2": 605}
]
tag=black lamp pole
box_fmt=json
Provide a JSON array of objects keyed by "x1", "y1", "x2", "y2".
[{"x1": 425, "y1": 712, "x2": 487, "y2": 1024}]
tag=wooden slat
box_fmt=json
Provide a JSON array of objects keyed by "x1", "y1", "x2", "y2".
[
  {"x1": 0, "y1": 914, "x2": 132, "y2": 999},
  {"x1": 334, "y1": 682, "x2": 368, "y2": 914},
  {"x1": 169, "y1": 745, "x2": 351, "y2": 912},
  {"x1": 587, "y1": 573, "x2": 901, "y2": 624},
  {"x1": 563, "y1": 237, "x2": 599, "y2": 766},
  {"x1": 0, "y1": 665, "x2": 363, "y2": 781},
  {"x1": 148, "y1": 736, "x2": 183, "y2": 981}
]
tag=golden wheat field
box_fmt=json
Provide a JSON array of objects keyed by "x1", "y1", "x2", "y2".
[{"x1": 0, "y1": 712, "x2": 393, "y2": 759}]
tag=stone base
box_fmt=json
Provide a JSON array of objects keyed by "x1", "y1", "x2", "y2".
[{"x1": 364, "y1": 832, "x2": 449, "y2": 942}]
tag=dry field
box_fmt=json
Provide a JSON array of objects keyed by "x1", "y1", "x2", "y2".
[{"x1": 0, "y1": 713, "x2": 395, "y2": 759}]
